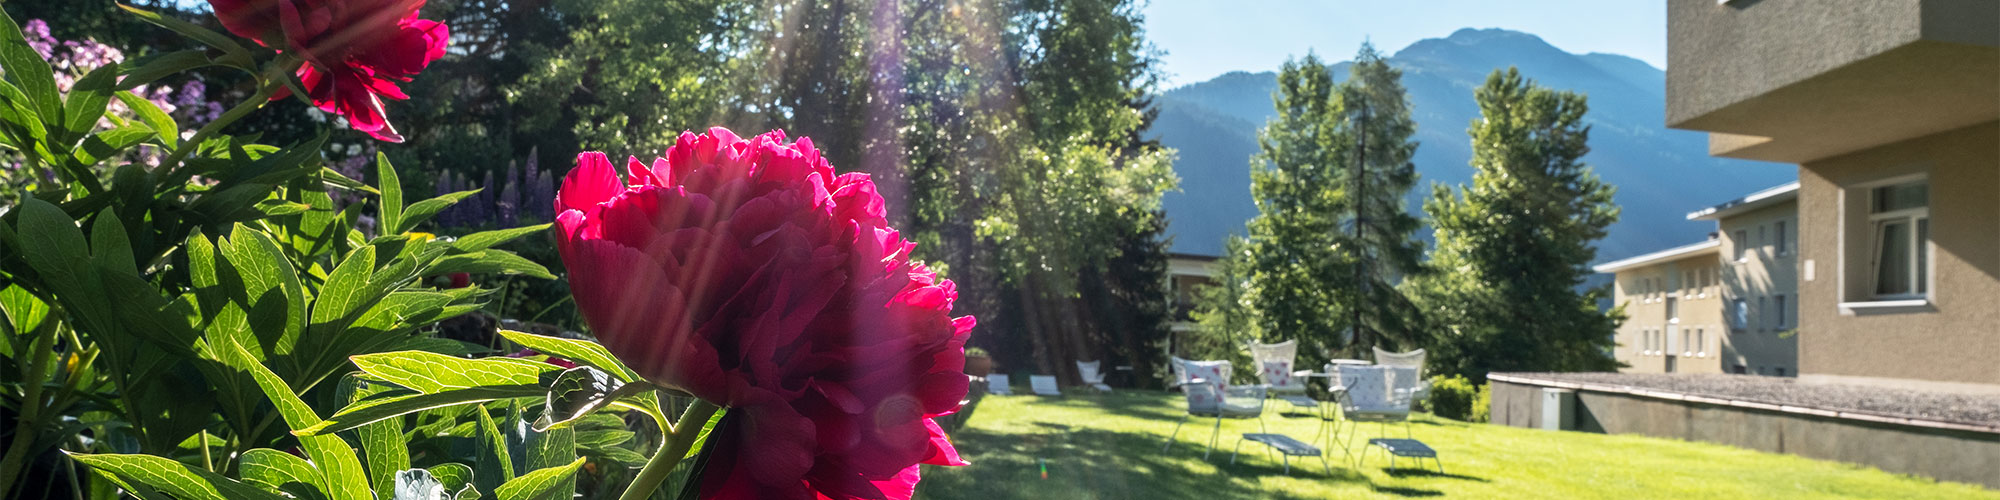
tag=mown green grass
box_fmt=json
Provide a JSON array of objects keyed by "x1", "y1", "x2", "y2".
[{"x1": 914, "y1": 391, "x2": 1998, "y2": 500}]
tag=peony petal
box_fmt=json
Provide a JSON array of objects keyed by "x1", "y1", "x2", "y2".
[
  {"x1": 919, "y1": 418, "x2": 968, "y2": 466},
  {"x1": 559, "y1": 152, "x2": 622, "y2": 213}
]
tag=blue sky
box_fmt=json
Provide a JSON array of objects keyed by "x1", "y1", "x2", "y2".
[{"x1": 1142, "y1": 1, "x2": 1667, "y2": 87}]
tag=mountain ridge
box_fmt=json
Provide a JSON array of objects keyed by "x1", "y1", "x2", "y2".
[{"x1": 1149, "y1": 28, "x2": 1795, "y2": 261}]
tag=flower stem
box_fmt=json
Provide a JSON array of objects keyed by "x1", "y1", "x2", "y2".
[
  {"x1": 620, "y1": 399, "x2": 721, "y2": 500},
  {"x1": 160, "y1": 57, "x2": 301, "y2": 176}
]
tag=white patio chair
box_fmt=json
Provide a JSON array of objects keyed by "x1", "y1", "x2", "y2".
[
  {"x1": 1160, "y1": 359, "x2": 1267, "y2": 460},
  {"x1": 1373, "y1": 347, "x2": 1431, "y2": 403},
  {"x1": 1076, "y1": 360, "x2": 1112, "y2": 392},
  {"x1": 1030, "y1": 375, "x2": 1061, "y2": 396},
  {"x1": 1336, "y1": 365, "x2": 1440, "y2": 472},
  {"x1": 986, "y1": 374, "x2": 1011, "y2": 395},
  {"x1": 1248, "y1": 340, "x2": 1308, "y2": 397}
]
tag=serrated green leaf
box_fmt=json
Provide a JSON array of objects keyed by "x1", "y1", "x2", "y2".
[
  {"x1": 397, "y1": 189, "x2": 480, "y2": 233},
  {"x1": 523, "y1": 422, "x2": 574, "y2": 496},
  {"x1": 451, "y1": 224, "x2": 552, "y2": 252},
  {"x1": 0, "y1": 286, "x2": 49, "y2": 338},
  {"x1": 69, "y1": 453, "x2": 288, "y2": 500},
  {"x1": 492, "y1": 457, "x2": 584, "y2": 500},
  {"x1": 310, "y1": 245, "x2": 376, "y2": 327},
  {"x1": 297, "y1": 384, "x2": 543, "y2": 436},
  {"x1": 350, "y1": 379, "x2": 411, "y2": 495},
  {"x1": 539, "y1": 366, "x2": 649, "y2": 431},
  {"x1": 352, "y1": 351, "x2": 560, "y2": 394},
  {"x1": 426, "y1": 463, "x2": 474, "y2": 494},
  {"x1": 240, "y1": 448, "x2": 331, "y2": 500}
]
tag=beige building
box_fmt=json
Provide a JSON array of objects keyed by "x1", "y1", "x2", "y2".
[
  {"x1": 1667, "y1": 0, "x2": 2000, "y2": 390},
  {"x1": 1598, "y1": 181, "x2": 1800, "y2": 375},
  {"x1": 1598, "y1": 240, "x2": 1727, "y2": 374},
  {"x1": 1166, "y1": 253, "x2": 1219, "y2": 335}
]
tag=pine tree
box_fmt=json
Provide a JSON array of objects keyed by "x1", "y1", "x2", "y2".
[
  {"x1": 1333, "y1": 44, "x2": 1428, "y2": 355},
  {"x1": 1407, "y1": 68, "x2": 1624, "y2": 381},
  {"x1": 1243, "y1": 46, "x2": 1428, "y2": 364}
]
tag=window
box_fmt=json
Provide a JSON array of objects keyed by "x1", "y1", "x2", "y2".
[
  {"x1": 1733, "y1": 365, "x2": 1747, "y2": 375},
  {"x1": 1757, "y1": 296, "x2": 1767, "y2": 331},
  {"x1": 1775, "y1": 367, "x2": 1787, "y2": 377},
  {"x1": 1775, "y1": 220, "x2": 1789, "y2": 254},
  {"x1": 1733, "y1": 229, "x2": 1749, "y2": 262},
  {"x1": 1775, "y1": 295, "x2": 1787, "y2": 328},
  {"x1": 1682, "y1": 270, "x2": 1694, "y2": 297},
  {"x1": 1731, "y1": 299, "x2": 1748, "y2": 329},
  {"x1": 1680, "y1": 330, "x2": 1691, "y2": 357},
  {"x1": 1870, "y1": 180, "x2": 1930, "y2": 298},
  {"x1": 1694, "y1": 328, "x2": 1705, "y2": 357},
  {"x1": 1757, "y1": 225, "x2": 1767, "y2": 254}
]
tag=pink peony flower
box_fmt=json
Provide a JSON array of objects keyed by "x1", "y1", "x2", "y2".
[
  {"x1": 553, "y1": 127, "x2": 972, "y2": 500},
  {"x1": 206, "y1": 0, "x2": 448, "y2": 142}
]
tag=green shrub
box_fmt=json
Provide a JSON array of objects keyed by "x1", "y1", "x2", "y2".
[
  {"x1": 1471, "y1": 382, "x2": 1492, "y2": 423},
  {"x1": 1427, "y1": 375, "x2": 1482, "y2": 422}
]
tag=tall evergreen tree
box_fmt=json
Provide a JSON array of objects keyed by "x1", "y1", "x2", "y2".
[
  {"x1": 1407, "y1": 68, "x2": 1624, "y2": 381},
  {"x1": 1245, "y1": 53, "x2": 1347, "y2": 360},
  {"x1": 1334, "y1": 44, "x2": 1428, "y2": 354},
  {"x1": 1243, "y1": 46, "x2": 1427, "y2": 364}
]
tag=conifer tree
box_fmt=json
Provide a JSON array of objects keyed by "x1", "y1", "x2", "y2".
[{"x1": 1408, "y1": 68, "x2": 1624, "y2": 380}]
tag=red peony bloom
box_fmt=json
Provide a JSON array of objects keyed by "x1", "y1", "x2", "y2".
[
  {"x1": 206, "y1": 0, "x2": 448, "y2": 142},
  {"x1": 553, "y1": 128, "x2": 972, "y2": 500}
]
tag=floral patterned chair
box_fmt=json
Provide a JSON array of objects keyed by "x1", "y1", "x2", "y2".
[
  {"x1": 1249, "y1": 340, "x2": 1308, "y2": 397},
  {"x1": 1161, "y1": 359, "x2": 1267, "y2": 460}
]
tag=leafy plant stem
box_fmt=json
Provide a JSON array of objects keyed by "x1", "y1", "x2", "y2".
[
  {"x1": 0, "y1": 322, "x2": 61, "y2": 499},
  {"x1": 160, "y1": 58, "x2": 300, "y2": 176},
  {"x1": 618, "y1": 398, "x2": 719, "y2": 500}
]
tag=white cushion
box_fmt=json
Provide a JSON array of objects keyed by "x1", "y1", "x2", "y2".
[{"x1": 987, "y1": 374, "x2": 1011, "y2": 395}]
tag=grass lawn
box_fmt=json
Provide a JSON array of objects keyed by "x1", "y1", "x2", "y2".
[{"x1": 914, "y1": 391, "x2": 1999, "y2": 500}]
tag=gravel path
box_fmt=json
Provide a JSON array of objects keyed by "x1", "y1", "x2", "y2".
[{"x1": 1494, "y1": 372, "x2": 2000, "y2": 426}]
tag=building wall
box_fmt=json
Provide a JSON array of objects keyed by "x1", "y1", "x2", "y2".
[
  {"x1": 1797, "y1": 121, "x2": 2000, "y2": 386},
  {"x1": 1612, "y1": 253, "x2": 1726, "y2": 374},
  {"x1": 1666, "y1": 0, "x2": 1925, "y2": 126},
  {"x1": 1718, "y1": 202, "x2": 1801, "y2": 376}
]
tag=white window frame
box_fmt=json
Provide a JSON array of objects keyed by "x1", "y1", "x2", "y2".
[
  {"x1": 1732, "y1": 229, "x2": 1749, "y2": 263},
  {"x1": 1866, "y1": 181, "x2": 1929, "y2": 300},
  {"x1": 1838, "y1": 173, "x2": 1936, "y2": 316}
]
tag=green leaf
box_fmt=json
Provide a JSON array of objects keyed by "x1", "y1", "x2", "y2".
[
  {"x1": 61, "y1": 64, "x2": 118, "y2": 144},
  {"x1": 0, "y1": 80, "x2": 48, "y2": 144},
  {"x1": 451, "y1": 224, "x2": 552, "y2": 252},
  {"x1": 492, "y1": 457, "x2": 584, "y2": 500},
  {"x1": 351, "y1": 379, "x2": 411, "y2": 495},
  {"x1": 522, "y1": 422, "x2": 575, "y2": 497},
  {"x1": 379, "y1": 152, "x2": 404, "y2": 235},
  {"x1": 16, "y1": 197, "x2": 89, "y2": 285},
  {"x1": 221, "y1": 341, "x2": 373, "y2": 500},
  {"x1": 68, "y1": 453, "x2": 289, "y2": 500},
  {"x1": 89, "y1": 210, "x2": 135, "y2": 275},
  {"x1": 420, "y1": 462, "x2": 470, "y2": 498},
  {"x1": 296, "y1": 384, "x2": 544, "y2": 437},
  {"x1": 495, "y1": 330, "x2": 638, "y2": 382},
  {"x1": 397, "y1": 189, "x2": 481, "y2": 234},
  {"x1": 427, "y1": 250, "x2": 554, "y2": 280},
  {"x1": 221, "y1": 226, "x2": 308, "y2": 361},
  {"x1": 320, "y1": 166, "x2": 381, "y2": 195},
  {"x1": 0, "y1": 10, "x2": 63, "y2": 136},
  {"x1": 310, "y1": 245, "x2": 376, "y2": 328},
  {"x1": 240, "y1": 448, "x2": 331, "y2": 500},
  {"x1": 117, "y1": 49, "x2": 216, "y2": 92},
  {"x1": 352, "y1": 350, "x2": 561, "y2": 394},
  {"x1": 473, "y1": 403, "x2": 515, "y2": 493},
  {"x1": 538, "y1": 366, "x2": 648, "y2": 431},
  {"x1": 117, "y1": 5, "x2": 254, "y2": 69},
  {"x1": 114, "y1": 91, "x2": 177, "y2": 150},
  {"x1": 1, "y1": 285, "x2": 51, "y2": 336}
]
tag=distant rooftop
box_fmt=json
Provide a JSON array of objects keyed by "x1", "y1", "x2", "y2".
[
  {"x1": 1592, "y1": 239, "x2": 1719, "y2": 274},
  {"x1": 1687, "y1": 181, "x2": 1799, "y2": 221}
]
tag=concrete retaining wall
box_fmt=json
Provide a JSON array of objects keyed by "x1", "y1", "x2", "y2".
[{"x1": 1491, "y1": 376, "x2": 2000, "y2": 488}]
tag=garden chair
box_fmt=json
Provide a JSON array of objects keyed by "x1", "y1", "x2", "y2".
[
  {"x1": 1076, "y1": 360, "x2": 1113, "y2": 392},
  {"x1": 1030, "y1": 375, "x2": 1062, "y2": 396},
  {"x1": 1373, "y1": 347, "x2": 1431, "y2": 403},
  {"x1": 1248, "y1": 340, "x2": 1309, "y2": 397},
  {"x1": 1161, "y1": 359, "x2": 1267, "y2": 460},
  {"x1": 1336, "y1": 365, "x2": 1442, "y2": 473},
  {"x1": 986, "y1": 374, "x2": 1011, "y2": 395}
]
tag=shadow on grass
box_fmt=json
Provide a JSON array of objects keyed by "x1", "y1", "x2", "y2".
[
  {"x1": 1370, "y1": 484, "x2": 1445, "y2": 497},
  {"x1": 1383, "y1": 468, "x2": 1489, "y2": 482},
  {"x1": 920, "y1": 405, "x2": 1362, "y2": 500}
]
